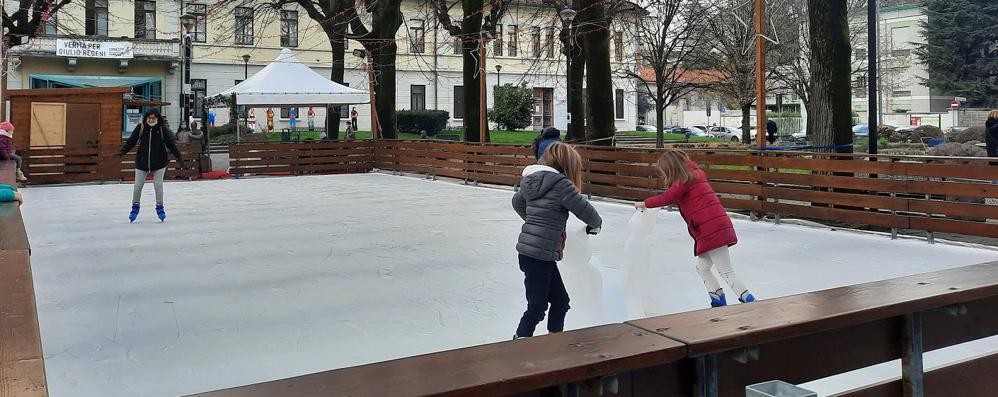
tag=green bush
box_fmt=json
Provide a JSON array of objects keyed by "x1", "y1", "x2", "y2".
[
  {"x1": 208, "y1": 121, "x2": 251, "y2": 137},
  {"x1": 489, "y1": 83, "x2": 533, "y2": 131},
  {"x1": 397, "y1": 110, "x2": 449, "y2": 136}
]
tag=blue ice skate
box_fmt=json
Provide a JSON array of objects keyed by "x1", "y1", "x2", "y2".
[
  {"x1": 128, "y1": 203, "x2": 140, "y2": 223},
  {"x1": 709, "y1": 291, "x2": 727, "y2": 307},
  {"x1": 739, "y1": 291, "x2": 756, "y2": 304},
  {"x1": 155, "y1": 204, "x2": 166, "y2": 222}
]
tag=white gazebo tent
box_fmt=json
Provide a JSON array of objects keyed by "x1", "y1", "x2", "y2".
[{"x1": 208, "y1": 48, "x2": 369, "y2": 142}]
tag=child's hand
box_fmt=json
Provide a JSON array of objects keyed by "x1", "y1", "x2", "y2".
[
  {"x1": 14, "y1": 192, "x2": 23, "y2": 204},
  {"x1": 634, "y1": 202, "x2": 647, "y2": 210}
]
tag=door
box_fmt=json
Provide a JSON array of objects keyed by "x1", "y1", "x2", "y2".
[
  {"x1": 532, "y1": 87, "x2": 554, "y2": 129},
  {"x1": 30, "y1": 102, "x2": 67, "y2": 147},
  {"x1": 66, "y1": 103, "x2": 101, "y2": 149}
]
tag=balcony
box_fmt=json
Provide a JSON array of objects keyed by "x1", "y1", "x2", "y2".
[{"x1": 11, "y1": 35, "x2": 180, "y2": 61}]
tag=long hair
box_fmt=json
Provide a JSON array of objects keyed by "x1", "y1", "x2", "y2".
[
  {"x1": 655, "y1": 149, "x2": 695, "y2": 187},
  {"x1": 539, "y1": 141, "x2": 584, "y2": 190},
  {"x1": 988, "y1": 110, "x2": 998, "y2": 121}
]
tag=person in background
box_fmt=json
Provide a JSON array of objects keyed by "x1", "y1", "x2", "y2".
[
  {"x1": 266, "y1": 108, "x2": 275, "y2": 132},
  {"x1": 0, "y1": 183, "x2": 23, "y2": 204},
  {"x1": 307, "y1": 107, "x2": 316, "y2": 131},
  {"x1": 766, "y1": 119, "x2": 778, "y2": 145},
  {"x1": 207, "y1": 109, "x2": 216, "y2": 128},
  {"x1": 351, "y1": 108, "x2": 359, "y2": 132},
  {"x1": 986, "y1": 110, "x2": 998, "y2": 158},
  {"x1": 288, "y1": 108, "x2": 299, "y2": 132},
  {"x1": 532, "y1": 127, "x2": 562, "y2": 160},
  {"x1": 0, "y1": 121, "x2": 27, "y2": 182}
]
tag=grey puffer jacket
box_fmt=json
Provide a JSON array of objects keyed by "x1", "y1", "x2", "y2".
[{"x1": 513, "y1": 165, "x2": 602, "y2": 262}]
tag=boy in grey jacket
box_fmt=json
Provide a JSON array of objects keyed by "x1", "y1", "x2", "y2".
[{"x1": 512, "y1": 142, "x2": 602, "y2": 338}]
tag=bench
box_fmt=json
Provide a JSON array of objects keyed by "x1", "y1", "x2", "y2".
[{"x1": 0, "y1": 161, "x2": 47, "y2": 397}]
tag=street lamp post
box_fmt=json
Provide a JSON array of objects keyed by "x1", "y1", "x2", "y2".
[
  {"x1": 559, "y1": 8, "x2": 577, "y2": 139},
  {"x1": 180, "y1": 13, "x2": 196, "y2": 132},
  {"x1": 241, "y1": 54, "x2": 250, "y2": 134},
  {"x1": 495, "y1": 64, "x2": 503, "y2": 88}
]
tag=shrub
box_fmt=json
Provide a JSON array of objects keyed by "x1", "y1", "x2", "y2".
[
  {"x1": 208, "y1": 121, "x2": 252, "y2": 137},
  {"x1": 489, "y1": 83, "x2": 533, "y2": 131},
  {"x1": 945, "y1": 126, "x2": 986, "y2": 144},
  {"x1": 397, "y1": 110, "x2": 449, "y2": 136},
  {"x1": 884, "y1": 125, "x2": 943, "y2": 143},
  {"x1": 927, "y1": 142, "x2": 986, "y2": 157}
]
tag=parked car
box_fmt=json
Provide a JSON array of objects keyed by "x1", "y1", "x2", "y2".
[
  {"x1": 691, "y1": 125, "x2": 710, "y2": 135},
  {"x1": 636, "y1": 124, "x2": 656, "y2": 132},
  {"x1": 707, "y1": 126, "x2": 740, "y2": 142},
  {"x1": 852, "y1": 124, "x2": 870, "y2": 136}
]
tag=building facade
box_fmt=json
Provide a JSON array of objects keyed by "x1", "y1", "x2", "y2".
[
  {"x1": 5, "y1": 0, "x2": 184, "y2": 134},
  {"x1": 184, "y1": 0, "x2": 642, "y2": 133}
]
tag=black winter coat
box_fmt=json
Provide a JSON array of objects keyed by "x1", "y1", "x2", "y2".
[
  {"x1": 986, "y1": 118, "x2": 998, "y2": 158},
  {"x1": 512, "y1": 165, "x2": 602, "y2": 261},
  {"x1": 120, "y1": 123, "x2": 184, "y2": 171}
]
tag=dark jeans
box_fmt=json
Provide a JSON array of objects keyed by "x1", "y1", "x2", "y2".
[{"x1": 515, "y1": 254, "x2": 570, "y2": 337}]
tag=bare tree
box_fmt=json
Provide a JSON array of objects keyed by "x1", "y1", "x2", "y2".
[
  {"x1": 434, "y1": 0, "x2": 509, "y2": 142},
  {"x1": 807, "y1": 0, "x2": 852, "y2": 153},
  {"x1": 2, "y1": 0, "x2": 74, "y2": 119},
  {"x1": 621, "y1": 0, "x2": 711, "y2": 147},
  {"x1": 543, "y1": 0, "x2": 587, "y2": 141},
  {"x1": 347, "y1": 0, "x2": 405, "y2": 139},
  {"x1": 703, "y1": 0, "x2": 793, "y2": 143}
]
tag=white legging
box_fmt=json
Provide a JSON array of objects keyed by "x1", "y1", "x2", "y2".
[
  {"x1": 695, "y1": 246, "x2": 749, "y2": 299},
  {"x1": 133, "y1": 168, "x2": 166, "y2": 205}
]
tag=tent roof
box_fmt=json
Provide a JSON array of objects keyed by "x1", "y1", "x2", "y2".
[{"x1": 210, "y1": 48, "x2": 369, "y2": 107}]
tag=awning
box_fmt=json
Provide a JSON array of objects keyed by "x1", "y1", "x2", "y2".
[{"x1": 30, "y1": 74, "x2": 161, "y2": 88}]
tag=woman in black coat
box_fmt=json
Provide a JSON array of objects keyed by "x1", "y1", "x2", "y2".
[{"x1": 119, "y1": 109, "x2": 185, "y2": 222}]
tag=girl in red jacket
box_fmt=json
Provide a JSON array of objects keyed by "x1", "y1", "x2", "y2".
[{"x1": 635, "y1": 150, "x2": 756, "y2": 307}]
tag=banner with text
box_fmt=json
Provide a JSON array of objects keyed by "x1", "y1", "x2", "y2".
[{"x1": 56, "y1": 39, "x2": 134, "y2": 59}]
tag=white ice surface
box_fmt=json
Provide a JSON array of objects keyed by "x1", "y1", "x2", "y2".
[{"x1": 20, "y1": 173, "x2": 998, "y2": 397}]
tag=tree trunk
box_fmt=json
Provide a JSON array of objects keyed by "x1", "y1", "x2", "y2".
[
  {"x1": 460, "y1": 0, "x2": 488, "y2": 142},
  {"x1": 808, "y1": 0, "x2": 853, "y2": 153},
  {"x1": 372, "y1": 44, "x2": 398, "y2": 139},
  {"x1": 741, "y1": 103, "x2": 752, "y2": 144},
  {"x1": 655, "y1": 101, "x2": 666, "y2": 148},
  {"x1": 580, "y1": 0, "x2": 614, "y2": 146},
  {"x1": 327, "y1": 37, "x2": 346, "y2": 140},
  {"x1": 567, "y1": 40, "x2": 587, "y2": 142}
]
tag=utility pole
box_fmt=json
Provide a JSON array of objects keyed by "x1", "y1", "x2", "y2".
[
  {"x1": 1, "y1": 36, "x2": 9, "y2": 121},
  {"x1": 867, "y1": 0, "x2": 879, "y2": 154},
  {"x1": 368, "y1": 54, "x2": 379, "y2": 139},
  {"x1": 754, "y1": 0, "x2": 767, "y2": 148}
]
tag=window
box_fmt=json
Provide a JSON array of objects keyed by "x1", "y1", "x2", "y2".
[
  {"x1": 531, "y1": 27, "x2": 541, "y2": 58},
  {"x1": 892, "y1": 90, "x2": 912, "y2": 97},
  {"x1": 192, "y1": 79, "x2": 207, "y2": 118},
  {"x1": 281, "y1": 107, "x2": 299, "y2": 119},
  {"x1": 494, "y1": 25, "x2": 503, "y2": 55},
  {"x1": 411, "y1": 85, "x2": 426, "y2": 111},
  {"x1": 454, "y1": 86, "x2": 465, "y2": 119},
  {"x1": 189, "y1": 4, "x2": 207, "y2": 42},
  {"x1": 615, "y1": 89, "x2": 624, "y2": 119},
  {"x1": 135, "y1": 0, "x2": 156, "y2": 39},
  {"x1": 85, "y1": 0, "x2": 109, "y2": 36},
  {"x1": 508, "y1": 25, "x2": 518, "y2": 57},
  {"x1": 281, "y1": 10, "x2": 299, "y2": 47},
  {"x1": 235, "y1": 7, "x2": 254, "y2": 45},
  {"x1": 43, "y1": 11, "x2": 58, "y2": 35},
  {"x1": 546, "y1": 28, "x2": 555, "y2": 58},
  {"x1": 614, "y1": 31, "x2": 623, "y2": 62},
  {"x1": 454, "y1": 36, "x2": 462, "y2": 54},
  {"x1": 409, "y1": 19, "x2": 425, "y2": 53}
]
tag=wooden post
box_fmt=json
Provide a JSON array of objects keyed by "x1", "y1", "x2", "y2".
[
  {"x1": 1, "y1": 36, "x2": 9, "y2": 121},
  {"x1": 479, "y1": 36, "x2": 487, "y2": 143},
  {"x1": 367, "y1": 55, "x2": 379, "y2": 140},
  {"x1": 754, "y1": 0, "x2": 767, "y2": 149}
]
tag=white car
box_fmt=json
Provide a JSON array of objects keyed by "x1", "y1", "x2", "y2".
[{"x1": 707, "y1": 126, "x2": 742, "y2": 142}]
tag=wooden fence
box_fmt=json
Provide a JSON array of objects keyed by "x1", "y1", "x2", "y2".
[
  {"x1": 191, "y1": 261, "x2": 998, "y2": 397},
  {"x1": 22, "y1": 144, "x2": 202, "y2": 185},
  {"x1": 225, "y1": 141, "x2": 998, "y2": 239}
]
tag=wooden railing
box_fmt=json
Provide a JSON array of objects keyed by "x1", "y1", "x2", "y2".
[
  {"x1": 229, "y1": 141, "x2": 374, "y2": 177},
  {"x1": 228, "y1": 141, "x2": 998, "y2": 239},
  {"x1": 0, "y1": 161, "x2": 47, "y2": 397},
  {"x1": 22, "y1": 144, "x2": 203, "y2": 184},
  {"x1": 190, "y1": 261, "x2": 998, "y2": 397}
]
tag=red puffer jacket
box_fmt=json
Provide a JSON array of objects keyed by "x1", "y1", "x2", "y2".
[
  {"x1": 643, "y1": 161, "x2": 737, "y2": 256},
  {"x1": 0, "y1": 134, "x2": 13, "y2": 160}
]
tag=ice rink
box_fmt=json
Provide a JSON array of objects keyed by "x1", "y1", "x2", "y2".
[{"x1": 21, "y1": 173, "x2": 998, "y2": 396}]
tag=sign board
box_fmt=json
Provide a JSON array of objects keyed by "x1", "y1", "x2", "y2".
[
  {"x1": 911, "y1": 117, "x2": 921, "y2": 126},
  {"x1": 950, "y1": 100, "x2": 960, "y2": 110},
  {"x1": 954, "y1": 96, "x2": 967, "y2": 102},
  {"x1": 56, "y1": 39, "x2": 134, "y2": 59}
]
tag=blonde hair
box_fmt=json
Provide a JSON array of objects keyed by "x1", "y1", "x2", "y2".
[
  {"x1": 655, "y1": 149, "x2": 695, "y2": 187},
  {"x1": 988, "y1": 110, "x2": 998, "y2": 121},
  {"x1": 539, "y1": 141, "x2": 584, "y2": 190}
]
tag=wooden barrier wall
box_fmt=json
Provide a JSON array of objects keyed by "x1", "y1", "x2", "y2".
[
  {"x1": 21, "y1": 144, "x2": 202, "y2": 184},
  {"x1": 0, "y1": 162, "x2": 47, "y2": 397},
  {"x1": 225, "y1": 141, "x2": 998, "y2": 239},
  {"x1": 192, "y1": 261, "x2": 998, "y2": 397}
]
